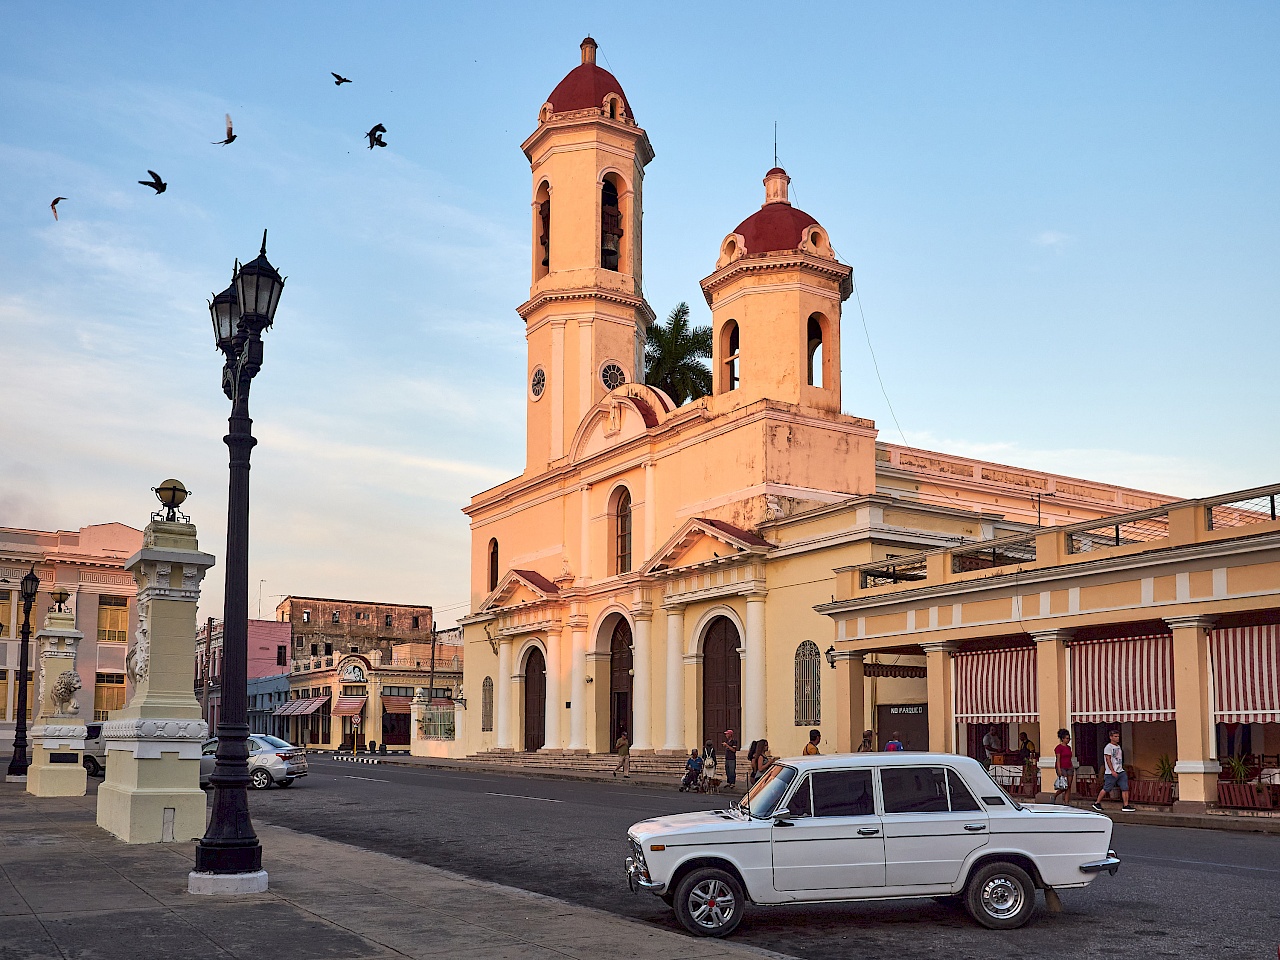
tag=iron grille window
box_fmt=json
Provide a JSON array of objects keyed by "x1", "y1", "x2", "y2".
[
  {"x1": 615, "y1": 488, "x2": 633, "y2": 574},
  {"x1": 601, "y1": 362, "x2": 626, "y2": 390},
  {"x1": 481, "y1": 676, "x2": 494, "y2": 732},
  {"x1": 418, "y1": 705, "x2": 455, "y2": 740},
  {"x1": 794, "y1": 640, "x2": 821, "y2": 725}
]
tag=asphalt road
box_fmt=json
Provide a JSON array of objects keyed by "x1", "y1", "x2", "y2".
[{"x1": 245, "y1": 758, "x2": 1280, "y2": 960}]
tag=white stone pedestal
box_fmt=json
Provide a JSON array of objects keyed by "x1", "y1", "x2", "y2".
[{"x1": 27, "y1": 611, "x2": 87, "y2": 798}]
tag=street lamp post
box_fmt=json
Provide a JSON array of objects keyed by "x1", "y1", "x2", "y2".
[
  {"x1": 5, "y1": 566, "x2": 42, "y2": 780},
  {"x1": 194, "y1": 232, "x2": 285, "y2": 879}
]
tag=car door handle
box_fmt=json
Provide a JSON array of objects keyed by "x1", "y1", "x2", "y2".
[
  {"x1": 964, "y1": 824, "x2": 987, "y2": 832},
  {"x1": 857, "y1": 827, "x2": 880, "y2": 836}
]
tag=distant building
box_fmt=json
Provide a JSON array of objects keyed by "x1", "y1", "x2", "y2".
[
  {"x1": 195, "y1": 618, "x2": 292, "y2": 734},
  {"x1": 1, "y1": 521, "x2": 142, "y2": 752}
]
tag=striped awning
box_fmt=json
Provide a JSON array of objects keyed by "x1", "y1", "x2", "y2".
[
  {"x1": 334, "y1": 695, "x2": 367, "y2": 716},
  {"x1": 955, "y1": 647, "x2": 1038, "y2": 723},
  {"x1": 1071, "y1": 634, "x2": 1174, "y2": 722},
  {"x1": 274, "y1": 696, "x2": 328, "y2": 716},
  {"x1": 1212, "y1": 624, "x2": 1280, "y2": 723},
  {"x1": 380, "y1": 695, "x2": 413, "y2": 715}
]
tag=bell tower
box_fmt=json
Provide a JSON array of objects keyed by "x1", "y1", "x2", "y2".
[{"x1": 519, "y1": 38, "x2": 656, "y2": 472}]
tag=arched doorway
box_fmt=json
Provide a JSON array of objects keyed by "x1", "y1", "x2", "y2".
[
  {"x1": 609, "y1": 618, "x2": 633, "y2": 747},
  {"x1": 523, "y1": 648, "x2": 546, "y2": 752},
  {"x1": 702, "y1": 616, "x2": 741, "y2": 747}
]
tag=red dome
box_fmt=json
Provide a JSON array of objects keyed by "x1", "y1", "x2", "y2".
[
  {"x1": 547, "y1": 64, "x2": 632, "y2": 119},
  {"x1": 733, "y1": 203, "x2": 818, "y2": 255}
]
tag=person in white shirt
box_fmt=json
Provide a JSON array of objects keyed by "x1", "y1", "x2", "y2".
[
  {"x1": 981, "y1": 725, "x2": 1002, "y2": 765},
  {"x1": 1092, "y1": 729, "x2": 1135, "y2": 812}
]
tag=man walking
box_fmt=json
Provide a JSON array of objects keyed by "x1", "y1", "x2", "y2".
[
  {"x1": 1092, "y1": 729, "x2": 1135, "y2": 812},
  {"x1": 721, "y1": 730, "x2": 738, "y2": 788},
  {"x1": 612, "y1": 728, "x2": 630, "y2": 778},
  {"x1": 803, "y1": 729, "x2": 822, "y2": 755},
  {"x1": 857, "y1": 729, "x2": 875, "y2": 752}
]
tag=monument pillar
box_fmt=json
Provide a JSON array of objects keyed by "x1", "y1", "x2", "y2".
[
  {"x1": 27, "y1": 593, "x2": 88, "y2": 797},
  {"x1": 96, "y1": 517, "x2": 215, "y2": 843}
]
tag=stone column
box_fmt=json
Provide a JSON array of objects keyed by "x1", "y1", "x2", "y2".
[
  {"x1": 27, "y1": 605, "x2": 87, "y2": 797},
  {"x1": 662, "y1": 605, "x2": 686, "y2": 751},
  {"x1": 494, "y1": 637, "x2": 513, "y2": 750},
  {"x1": 542, "y1": 627, "x2": 562, "y2": 750},
  {"x1": 568, "y1": 616, "x2": 588, "y2": 752},
  {"x1": 744, "y1": 594, "x2": 768, "y2": 743},
  {"x1": 96, "y1": 519, "x2": 215, "y2": 843},
  {"x1": 1166, "y1": 615, "x2": 1220, "y2": 810},
  {"x1": 831, "y1": 651, "x2": 865, "y2": 754},
  {"x1": 1031, "y1": 629, "x2": 1074, "y2": 798},
  {"x1": 921, "y1": 642, "x2": 959, "y2": 753},
  {"x1": 631, "y1": 609, "x2": 653, "y2": 751}
]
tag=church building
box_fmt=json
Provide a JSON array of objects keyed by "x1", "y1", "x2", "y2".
[{"x1": 457, "y1": 38, "x2": 1176, "y2": 762}]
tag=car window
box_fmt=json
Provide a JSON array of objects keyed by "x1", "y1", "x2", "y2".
[
  {"x1": 786, "y1": 777, "x2": 814, "y2": 817},
  {"x1": 946, "y1": 769, "x2": 982, "y2": 811},
  {"x1": 880, "y1": 767, "x2": 951, "y2": 814},
  {"x1": 202, "y1": 740, "x2": 219, "y2": 756},
  {"x1": 248, "y1": 737, "x2": 266, "y2": 752},
  {"x1": 740, "y1": 764, "x2": 797, "y2": 818},
  {"x1": 260, "y1": 735, "x2": 292, "y2": 748},
  {"x1": 810, "y1": 770, "x2": 876, "y2": 817}
]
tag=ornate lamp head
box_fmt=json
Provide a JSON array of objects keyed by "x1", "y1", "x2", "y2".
[
  {"x1": 824, "y1": 645, "x2": 837, "y2": 669},
  {"x1": 153, "y1": 479, "x2": 191, "y2": 522},
  {"x1": 50, "y1": 587, "x2": 71, "y2": 612},
  {"x1": 20, "y1": 565, "x2": 40, "y2": 604}
]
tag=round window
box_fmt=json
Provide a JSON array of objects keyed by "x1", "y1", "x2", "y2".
[
  {"x1": 530, "y1": 367, "x2": 546, "y2": 400},
  {"x1": 600, "y1": 363, "x2": 626, "y2": 391}
]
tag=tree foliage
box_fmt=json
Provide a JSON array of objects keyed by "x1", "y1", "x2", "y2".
[{"x1": 644, "y1": 302, "x2": 712, "y2": 406}]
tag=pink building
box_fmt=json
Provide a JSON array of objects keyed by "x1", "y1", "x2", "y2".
[{"x1": 195, "y1": 618, "x2": 292, "y2": 734}]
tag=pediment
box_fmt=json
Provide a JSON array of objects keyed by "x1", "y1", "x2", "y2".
[
  {"x1": 643, "y1": 517, "x2": 771, "y2": 574},
  {"x1": 569, "y1": 383, "x2": 673, "y2": 463},
  {"x1": 480, "y1": 568, "x2": 560, "y2": 612}
]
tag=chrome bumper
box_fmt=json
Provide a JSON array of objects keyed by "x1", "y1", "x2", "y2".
[
  {"x1": 1080, "y1": 851, "x2": 1121, "y2": 876},
  {"x1": 625, "y1": 856, "x2": 664, "y2": 893}
]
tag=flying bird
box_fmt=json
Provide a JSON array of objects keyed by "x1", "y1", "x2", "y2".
[
  {"x1": 212, "y1": 113, "x2": 236, "y2": 145},
  {"x1": 51, "y1": 197, "x2": 66, "y2": 220},
  {"x1": 332, "y1": 72, "x2": 352, "y2": 86},
  {"x1": 365, "y1": 123, "x2": 387, "y2": 149},
  {"x1": 138, "y1": 170, "x2": 167, "y2": 194}
]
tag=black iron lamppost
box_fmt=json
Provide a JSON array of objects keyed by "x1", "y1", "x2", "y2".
[
  {"x1": 5, "y1": 566, "x2": 41, "y2": 780},
  {"x1": 194, "y1": 232, "x2": 284, "y2": 878}
]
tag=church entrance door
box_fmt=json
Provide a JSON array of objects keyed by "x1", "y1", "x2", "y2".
[
  {"x1": 702, "y1": 616, "x2": 741, "y2": 748},
  {"x1": 609, "y1": 618, "x2": 633, "y2": 749},
  {"x1": 523, "y1": 648, "x2": 546, "y2": 752}
]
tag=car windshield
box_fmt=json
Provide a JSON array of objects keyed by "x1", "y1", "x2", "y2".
[
  {"x1": 737, "y1": 764, "x2": 797, "y2": 818},
  {"x1": 258, "y1": 735, "x2": 293, "y2": 748}
]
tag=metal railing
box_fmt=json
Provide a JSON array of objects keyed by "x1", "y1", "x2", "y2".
[
  {"x1": 1208, "y1": 492, "x2": 1279, "y2": 530},
  {"x1": 1067, "y1": 510, "x2": 1171, "y2": 554},
  {"x1": 951, "y1": 537, "x2": 1036, "y2": 573},
  {"x1": 861, "y1": 557, "x2": 928, "y2": 589},
  {"x1": 418, "y1": 706, "x2": 455, "y2": 740}
]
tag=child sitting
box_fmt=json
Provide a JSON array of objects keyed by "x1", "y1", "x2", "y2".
[{"x1": 679, "y1": 749, "x2": 704, "y2": 792}]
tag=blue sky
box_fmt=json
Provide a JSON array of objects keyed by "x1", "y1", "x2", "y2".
[{"x1": 1, "y1": 3, "x2": 1276, "y2": 624}]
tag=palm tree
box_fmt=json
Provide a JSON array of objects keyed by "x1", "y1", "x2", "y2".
[{"x1": 645, "y1": 302, "x2": 712, "y2": 405}]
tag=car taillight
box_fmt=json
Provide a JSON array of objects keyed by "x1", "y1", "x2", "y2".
[{"x1": 276, "y1": 753, "x2": 292, "y2": 760}]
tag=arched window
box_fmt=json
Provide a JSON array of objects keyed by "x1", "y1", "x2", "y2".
[
  {"x1": 601, "y1": 177, "x2": 622, "y2": 271},
  {"x1": 807, "y1": 316, "x2": 824, "y2": 388},
  {"x1": 614, "y1": 488, "x2": 633, "y2": 574},
  {"x1": 481, "y1": 676, "x2": 494, "y2": 732},
  {"x1": 721, "y1": 320, "x2": 740, "y2": 392},
  {"x1": 535, "y1": 182, "x2": 551, "y2": 279},
  {"x1": 488, "y1": 538, "x2": 499, "y2": 591},
  {"x1": 795, "y1": 640, "x2": 821, "y2": 725}
]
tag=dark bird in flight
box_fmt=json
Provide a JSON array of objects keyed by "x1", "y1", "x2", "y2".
[
  {"x1": 51, "y1": 197, "x2": 66, "y2": 220},
  {"x1": 365, "y1": 123, "x2": 387, "y2": 149},
  {"x1": 138, "y1": 170, "x2": 167, "y2": 194},
  {"x1": 332, "y1": 72, "x2": 352, "y2": 85},
  {"x1": 212, "y1": 113, "x2": 236, "y2": 145}
]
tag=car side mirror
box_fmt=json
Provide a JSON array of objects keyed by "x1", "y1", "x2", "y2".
[{"x1": 772, "y1": 808, "x2": 792, "y2": 822}]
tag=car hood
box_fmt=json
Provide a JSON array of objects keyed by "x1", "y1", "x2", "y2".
[{"x1": 630, "y1": 809, "x2": 764, "y2": 843}]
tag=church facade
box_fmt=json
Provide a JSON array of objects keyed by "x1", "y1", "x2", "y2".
[{"x1": 457, "y1": 39, "x2": 1173, "y2": 760}]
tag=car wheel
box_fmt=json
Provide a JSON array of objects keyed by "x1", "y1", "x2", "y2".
[
  {"x1": 673, "y1": 867, "x2": 745, "y2": 938},
  {"x1": 83, "y1": 756, "x2": 102, "y2": 777},
  {"x1": 277, "y1": 778, "x2": 294, "y2": 788},
  {"x1": 250, "y1": 768, "x2": 272, "y2": 790},
  {"x1": 964, "y1": 861, "x2": 1037, "y2": 930}
]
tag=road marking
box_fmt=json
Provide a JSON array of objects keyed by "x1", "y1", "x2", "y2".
[
  {"x1": 485, "y1": 792, "x2": 563, "y2": 803},
  {"x1": 1124, "y1": 854, "x2": 1280, "y2": 874},
  {"x1": 343, "y1": 775, "x2": 390, "y2": 783}
]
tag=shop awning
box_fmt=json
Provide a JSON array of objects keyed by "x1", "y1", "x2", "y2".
[
  {"x1": 274, "y1": 696, "x2": 328, "y2": 716},
  {"x1": 955, "y1": 647, "x2": 1038, "y2": 723},
  {"x1": 1212, "y1": 624, "x2": 1280, "y2": 723},
  {"x1": 380, "y1": 695, "x2": 414, "y2": 715},
  {"x1": 334, "y1": 695, "x2": 367, "y2": 716},
  {"x1": 1071, "y1": 634, "x2": 1173, "y2": 722}
]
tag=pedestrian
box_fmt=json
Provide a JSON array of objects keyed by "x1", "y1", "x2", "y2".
[
  {"x1": 750, "y1": 739, "x2": 773, "y2": 780},
  {"x1": 982, "y1": 724, "x2": 1002, "y2": 765},
  {"x1": 1053, "y1": 728, "x2": 1074, "y2": 805},
  {"x1": 857, "y1": 729, "x2": 875, "y2": 752},
  {"x1": 679, "y1": 749, "x2": 703, "y2": 791},
  {"x1": 612, "y1": 728, "x2": 630, "y2": 778},
  {"x1": 803, "y1": 729, "x2": 822, "y2": 755},
  {"x1": 721, "y1": 729, "x2": 739, "y2": 787},
  {"x1": 1018, "y1": 731, "x2": 1037, "y2": 763},
  {"x1": 884, "y1": 731, "x2": 903, "y2": 751},
  {"x1": 701, "y1": 739, "x2": 720, "y2": 793},
  {"x1": 745, "y1": 739, "x2": 761, "y2": 787},
  {"x1": 1093, "y1": 729, "x2": 1135, "y2": 812}
]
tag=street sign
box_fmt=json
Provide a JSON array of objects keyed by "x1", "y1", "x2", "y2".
[{"x1": 351, "y1": 714, "x2": 361, "y2": 727}]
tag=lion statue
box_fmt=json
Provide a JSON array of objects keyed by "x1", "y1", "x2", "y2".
[{"x1": 52, "y1": 670, "x2": 82, "y2": 717}]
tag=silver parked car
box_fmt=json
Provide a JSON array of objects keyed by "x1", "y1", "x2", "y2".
[
  {"x1": 200, "y1": 734, "x2": 308, "y2": 789},
  {"x1": 82, "y1": 722, "x2": 107, "y2": 777}
]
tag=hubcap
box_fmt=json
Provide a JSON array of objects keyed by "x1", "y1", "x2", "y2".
[
  {"x1": 981, "y1": 875, "x2": 1024, "y2": 919},
  {"x1": 688, "y1": 879, "x2": 736, "y2": 929}
]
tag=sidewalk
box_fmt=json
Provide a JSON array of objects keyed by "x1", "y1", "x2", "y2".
[{"x1": 0, "y1": 782, "x2": 788, "y2": 960}]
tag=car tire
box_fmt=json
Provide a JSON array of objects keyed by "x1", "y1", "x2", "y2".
[
  {"x1": 964, "y1": 861, "x2": 1037, "y2": 930},
  {"x1": 673, "y1": 867, "x2": 745, "y2": 938},
  {"x1": 250, "y1": 768, "x2": 273, "y2": 790},
  {"x1": 278, "y1": 778, "x2": 294, "y2": 788},
  {"x1": 83, "y1": 756, "x2": 102, "y2": 777}
]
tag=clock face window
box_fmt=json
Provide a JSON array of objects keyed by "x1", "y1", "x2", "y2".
[
  {"x1": 530, "y1": 367, "x2": 546, "y2": 400},
  {"x1": 600, "y1": 363, "x2": 626, "y2": 391}
]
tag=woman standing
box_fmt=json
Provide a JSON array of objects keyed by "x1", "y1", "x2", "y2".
[
  {"x1": 751, "y1": 739, "x2": 773, "y2": 781},
  {"x1": 1053, "y1": 728, "x2": 1074, "y2": 804}
]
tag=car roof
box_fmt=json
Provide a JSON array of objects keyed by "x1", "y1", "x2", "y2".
[{"x1": 773, "y1": 752, "x2": 987, "y2": 773}]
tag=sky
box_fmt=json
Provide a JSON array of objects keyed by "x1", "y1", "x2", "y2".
[{"x1": 1, "y1": 2, "x2": 1276, "y2": 626}]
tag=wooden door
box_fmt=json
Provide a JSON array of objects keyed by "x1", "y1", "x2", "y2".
[
  {"x1": 702, "y1": 616, "x2": 741, "y2": 747},
  {"x1": 524, "y1": 648, "x2": 546, "y2": 752},
  {"x1": 609, "y1": 619, "x2": 633, "y2": 747}
]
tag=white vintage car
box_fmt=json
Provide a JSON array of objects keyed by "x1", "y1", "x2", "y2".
[{"x1": 626, "y1": 752, "x2": 1119, "y2": 937}]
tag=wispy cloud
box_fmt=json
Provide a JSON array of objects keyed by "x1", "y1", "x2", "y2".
[{"x1": 1032, "y1": 229, "x2": 1072, "y2": 250}]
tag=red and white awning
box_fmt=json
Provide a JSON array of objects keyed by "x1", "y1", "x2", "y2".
[
  {"x1": 380, "y1": 695, "x2": 414, "y2": 715},
  {"x1": 1071, "y1": 634, "x2": 1173, "y2": 723},
  {"x1": 1212, "y1": 624, "x2": 1280, "y2": 723},
  {"x1": 955, "y1": 647, "x2": 1038, "y2": 723},
  {"x1": 334, "y1": 695, "x2": 367, "y2": 717}
]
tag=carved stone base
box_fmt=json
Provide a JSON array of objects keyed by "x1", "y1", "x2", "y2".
[
  {"x1": 96, "y1": 748, "x2": 205, "y2": 844},
  {"x1": 26, "y1": 742, "x2": 87, "y2": 797},
  {"x1": 188, "y1": 869, "x2": 269, "y2": 895}
]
